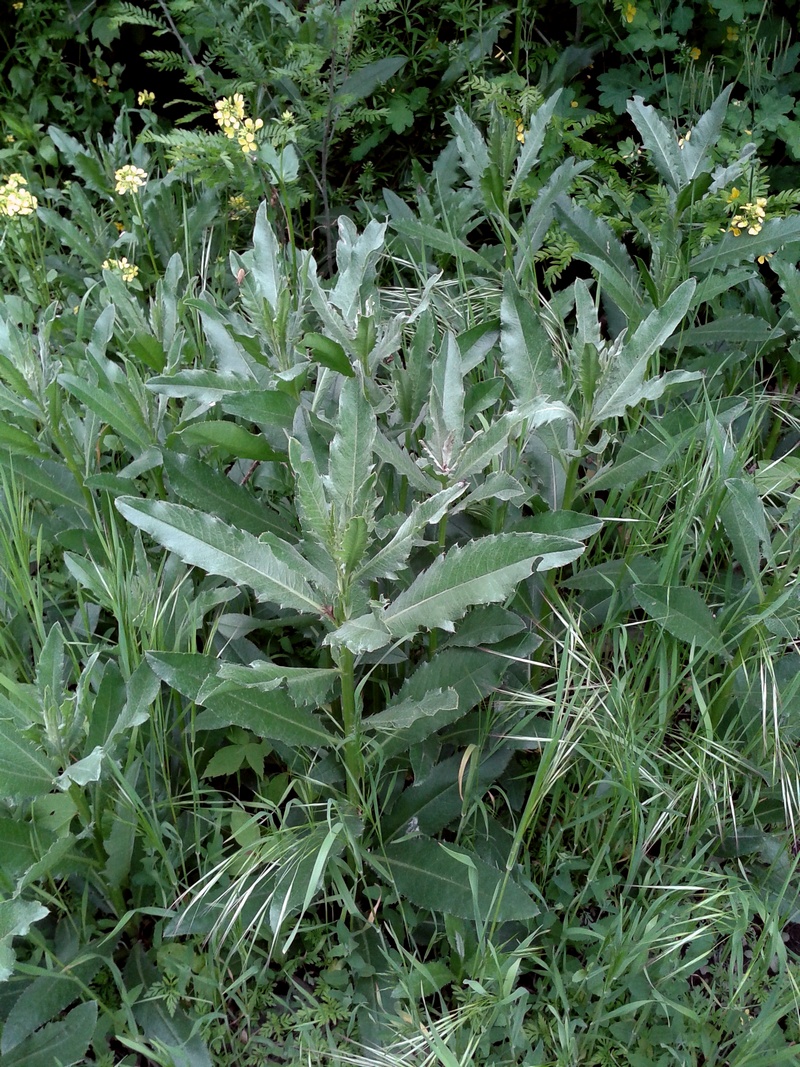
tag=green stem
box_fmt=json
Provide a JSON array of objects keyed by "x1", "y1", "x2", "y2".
[{"x1": 339, "y1": 646, "x2": 361, "y2": 807}]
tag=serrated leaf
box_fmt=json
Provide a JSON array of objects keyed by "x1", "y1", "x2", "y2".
[
  {"x1": 116, "y1": 498, "x2": 325, "y2": 616},
  {"x1": 0, "y1": 1000, "x2": 96, "y2": 1066},
  {"x1": 215, "y1": 662, "x2": 338, "y2": 707},
  {"x1": 59, "y1": 374, "x2": 152, "y2": 451},
  {"x1": 380, "y1": 838, "x2": 538, "y2": 921},
  {"x1": 678, "y1": 86, "x2": 733, "y2": 182},
  {"x1": 289, "y1": 437, "x2": 332, "y2": 549},
  {"x1": 195, "y1": 685, "x2": 334, "y2": 748},
  {"x1": 0, "y1": 721, "x2": 56, "y2": 798},
  {"x1": 720, "y1": 477, "x2": 772, "y2": 586},
  {"x1": 327, "y1": 377, "x2": 377, "y2": 519},
  {"x1": 330, "y1": 217, "x2": 386, "y2": 325},
  {"x1": 335, "y1": 56, "x2": 406, "y2": 104},
  {"x1": 633, "y1": 584, "x2": 724, "y2": 654},
  {"x1": 509, "y1": 90, "x2": 562, "y2": 197},
  {"x1": 365, "y1": 689, "x2": 458, "y2": 732},
  {"x1": 449, "y1": 106, "x2": 490, "y2": 189},
  {"x1": 251, "y1": 202, "x2": 283, "y2": 310},
  {"x1": 626, "y1": 95, "x2": 686, "y2": 191},
  {"x1": 0, "y1": 899, "x2": 49, "y2": 982},
  {"x1": 146, "y1": 652, "x2": 218, "y2": 701},
  {"x1": 163, "y1": 451, "x2": 285, "y2": 539},
  {"x1": 500, "y1": 273, "x2": 562, "y2": 402},
  {"x1": 331, "y1": 533, "x2": 584, "y2": 652},
  {"x1": 147, "y1": 370, "x2": 251, "y2": 400},
  {"x1": 176, "y1": 420, "x2": 284, "y2": 461}
]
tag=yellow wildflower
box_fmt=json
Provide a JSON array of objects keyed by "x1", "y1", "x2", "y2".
[
  {"x1": 236, "y1": 116, "x2": 263, "y2": 153},
  {"x1": 12, "y1": 2, "x2": 23, "y2": 9},
  {"x1": 624, "y1": 3, "x2": 636, "y2": 23},
  {"x1": 137, "y1": 90, "x2": 155, "y2": 106},
  {"x1": 92, "y1": 75, "x2": 108, "y2": 87},
  {"x1": 102, "y1": 257, "x2": 139, "y2": 283},
  {"x1": 678, "y1": 129, "x2": 692, "y2": 149},
  {"x1": 515, "y1": 118, "x2": 525, "y2": 144},
  {"x1": 281, "y1": 110, "x2": 294, "y2": 122},
  {"x1": 727, "y1": 188, "x2": 740, "y2": 202},
  {"x1": 570, "y1": 99, "x2": 579, "y2": 108},
  {"x1": 757, "y1": 253, "x2": 773, "y2": 264},
  {"x1": 214, "y1": 94, "x2": 246, "y2": 137},
  {"x1": 0, "y1": 174, "x2": 37, "y2": 217},
  {"x1": 729, "y1": 197, "x2": 768, "y2": 237},
  {"x1": 690, "y1": 47, "x2": 701, "y2": 61},
  {"x1": 114, "y1": 165, "x2": 147, "y2": 194},
  {"x1": 4, "y1": 135, "x2": 14, "y2": 143},
  {"x1": 726, "y1": 25, "x2": 739, "y2": 42}
]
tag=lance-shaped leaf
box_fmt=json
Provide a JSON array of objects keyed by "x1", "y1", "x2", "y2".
[
  {"x1": 330, "y1": 533, "x2": 585, "y2": 652},
  {"x1": 678, "y1": 86, "x2": 732, "y2": 182},
  {"x1": 633, "y1": 584, "x2": 725, "y2": 655},
  {"x1": 214, "y1": 662, "x2": 339, "y2": 708},
  {"x1": 330, "y1": 217, "x2": 386, "y2": 326},
  {"x1": 428, "y1": 332, "x2": 466, "y2": 468},
  {"x1": 378, "y1": 838, "x2": 538, "y2": 922},
  {"x1": 289, "y1": 437, "x2": 332, "y2": 549},
  {"x1": 720, "y1": 477, "x2": 773, "y2": 587},
  {"x1": 327, "y1": 377, "x2": 377, "y2": 521},
  {"x1": 514, "y1": 158, "x2": 594, "y2": 275},
  {"x1": 195, "y1": 685, "x2": 335, "y2": 748},
  {"x1": 251, "y1": 201, "x2": 284, "y2": 311},
  {"x1": 626, "y1": 95, "x2": 687, "y2": 192},
  {"x1": 509, "y1": 90, "x2": 562, "y2": 198},
  {"x1": 356, "y1": 484, "x2": 466, "y2": 582},
  {"x1": 449, "y1": 106, "x2": 490, "y2": 189},
  {"x1": 116, "y1": 498, "x2": 326, "y2": 616},
  {"x1": 0, "y1": 720, "x2": 56, "y2": 799},
  {"x1": 365, "y1": 688, "x2": 459, "y2": 732},
  {"x1": 589, "y1": 279, "x2": 697, "y2": 428},
  {"x1": 501, "y1": 272, "x2": 562, "y2": 402}
]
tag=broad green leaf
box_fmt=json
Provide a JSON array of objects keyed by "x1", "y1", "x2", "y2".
[
  {"x1": 626, "y1": 94, "x2": 686, "y2": 191},
  {"x1": 125, "y1": 946, "x2": 212, "y2": 1067},
  {"x1": 330, "y1": 217, "x2": 386, "y2": 325},
  {"x1": 194, "y1": 685, "x2": 334, "y2": 748},
  {"x1": 2, "y1": 954, "x2": 103, "y2": 1054},
  {"x1": 428, "y1": 332, "x2": 465, "y2": 464},
  {"x1": 331, "y1": 533, "x2": 585, "y2": 652},
  {"x1": 251, "y1": 201, "x2": 283, "y2": 310},
  {"x1": 200, "y1": 311, "x2": 257, "y2": 378},
  {"x1": 380, "y1": 838, "x2": 538, "y2": 921},
  {"x1": 720, "y1": 477, "x2": 773, "y2": 587},
  {"x1": 289, "y1": 437, "x2": 332, "y2": 549},
  {"x1": 589, "y1": 280, "x2": 697, "y2": 427},
  {"x1": 215, "y1": 662, "x2": 338, "y2": 708},
  {"x1": 689, "y1": 216, "x2": 800, "y2": 273},
  {"x1": 356, "y1": 484, "x2": 466, "y2": 582},
  {"x1": 633, "y1": 584, "x2": 724, "y2": 654},
  {"x1": 382, "y1": 748, "x2": 512, "y2": 839},
  {"x1": 449, "y1": 105, "x2": 490, "y2": 189},
  {"x1": 0, "y1": 424, "x2": 49, "y2": 459},
  {"x1": 500, "y1": 273, "x2": 562, "y2": 402},
  {"x1": 0, "y1": 721, "x2": 56, "y2": 798},
  {"x1": 116, "y1": 498, "x2": 326, "y2": 616},
  {"x1": 662, "y1": 315, "x2": 777, "y2": 349},
  {"x1": 327, "y1": 377, "x2": 377, "y2": 519},
  {"x1": 679, "y1": 86, "x2": 734, "y2": 182},
  {"x1": 163, "y1": 451, "x2": 286, "y2": 539},
  {"x1": 147, "y1": 370, "x2": 252, "y2": 400},
  {"x1": 509, "y1": 90, "x2": 562, "y2": 198},
  {"x1": 0, "y1": 1002, "x2": 97, "y2": 1066},
  {"x1": 58, "y1": 374, "x2": 152, "y2": 452},
  {"x1": 335, "y1": 56, "x2": 406, "y2": 104},
  {"x1": 146, "y1": 652, "x2": 218, "y2": 702},
  {"x1": 36, "y1": 623, "x2": 66, "y2": 716},
  {"x1": 514, "y1": 158, "x2": 594, "y2": 275},
  {"x1": 365, "y1": 689, "x2": 458, "y2": 732},
  {"x1": 175, "y1": 420, "x2": 285, "y2": 461},
  {"x1": 388, "y1": 217, "x2": 495, "y2": 270},
  {"x1": 0, "y1": 899, "x2": 48, "y2": 982}
]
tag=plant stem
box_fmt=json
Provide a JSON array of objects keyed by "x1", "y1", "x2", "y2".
[{"x1": 339, "y1": 645, "x2": 362, "y2": 807}]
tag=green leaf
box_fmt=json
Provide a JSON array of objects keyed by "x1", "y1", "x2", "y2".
[
  {"x1": 720, "y1": 477, "x2": 772, "y2": 587},
  {"x1": 589, "y1": 280, "x2": 698, "y2": 427},
  {"x1": 251, "y1": 202, "x2": 284, "y2": 311},
  {"x1": 0, "y1": 899, "x2": 49, "y2": 982},
  {"x1": 626, "y1": 94, "x2": 686, "y2": 191},
  {"x1": 633, "y1": 584, "x2": 724, "y2": 654},
  {"x1": 58, "y1": 374, "x2": 152, "y2": 452},
  {"x1": 147, "y1": 370, "x2": 252, "y2": 400},
  {"x1": 365, "y1": 689, "x2": 459, "y2": 732},
  {"x1": 0, "y1": 1001, "x2": 96, "y2": 1066},
  {"x1": 428, "y1": 332, "x2": 465, "y2": 465},
  {"x1": 214, "y1": 662, "x2": 338, "y2": 708},
  {"x1": 146, "y1": 652, "x2": 219, "y2": 702},
  {"x1": 661, "y1": 314, "x2": 777, "y2": 349},
  {"x1": 331, "y1": 533, "x2": 585, "y2": 652},
  {"x1": 116, "y1": 498, "x2": 326, "y2": 616},
  {"x1": 335, "y1": 56, "x2": 407, "y2": 104},
  {"x1": 163, "y1": 451, "x2": 287, "y2": 539},
  {"x1": 449, "y1": 106, "x2": 490, "y2": 189},
  {"x1": 0, "y1": 721, "x2": 56, "y2": 799},
  {"x1": 194, "y1": 685, "x2": 335, "y2": 748},
  {"x1": 509, "y1": 90, "x2": 562, "y2": 198},
  {"x1": 500, "y1": 273, "x2": 562, "y2": 402},
  {"x1": 388, "y1": 217, "x2": 495, "y2": 270},
  {"x1": 327, "y1": 377, "x2": 377, "y2": 520},
  {"x1": 175, "y1": 420, "x2": 285, "y2": 461},
  {"x1": 330, "y1": 217, "x2": 386, "y2": 326},
  {"x1": 380, "y1": 838, "x2": 538, "y2": 921},
  {"x1": 302, "y1": 332, "x2": 353, "y2": 376},
  {"x1": 689, "y1": 216, "x2": 800, "y2": 273}
]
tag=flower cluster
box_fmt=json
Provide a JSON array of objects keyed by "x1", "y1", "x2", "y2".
[
  {"x1": 0, "y1": 173, "x2": 38, "y2": 218},
  {"x1": 114, "y1": 165, "x2": 147, "y2": 195},
  {"x1": 623, "y1": 3, "x2": 636, "y2": 23},
  {"x1": 730, "y1": 197, "x2": 767, "y2": 237},
  {"x1": 213, "y1": 94, "x2": 264, "y2": 154},
  {"x1": 515, "y1": 117, "x2": 525, "y2": 144},
  {"x1": 102, "y1": 257, "x2": 139, "y2": 283},
  {"x1": 137, "y1": 90, "x2": 155, "y2": 106}
]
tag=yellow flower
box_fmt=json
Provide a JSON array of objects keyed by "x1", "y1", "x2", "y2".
[
  {"x1": 12, "y1": 2, "x2": 23, "y2": 9},
  {"x1": 236, "y1": 116, "x2": 263, "y2": 153},
  {"x1": 214, "y1": 93, "x2": 246, "y2": 137},
  {"x1": 727, "y1": 187, "x2": 740, "y2": 202},
  {"x1": 678, "y1": 129, "x2": 692, "y2": 149},
  {"x1": 729, "y1": 197, "x2": 768, "y2": 237},
  {"x1": 757, "y1": 253, "x2": 773, "y2": 264},
  {"x1": 137, "y1": 90, "x2": 155, "y2": 106},
  {"x1": 281, "y1": 110, "x2": 295, "y2": 122},
  {"x1": 623, "y1": 2, "x2": 636, "y2": 23},
  {"x1": 0, "y1": 174, "x2": 37, "y2": 217},
  {"x1": 4, "y1": 135, "x2": 14, "y2": 143},
  {"x1": 102, "y1": 257, "x2": 139, "y2": 283},
  {"x1": 570, "y1": 99, "x2": 579, "y2": 108},
  {"x1": 92, "y1": 75, "x2": 108, "y2": 87},
  {"x1": 689, "y1": 47, "x2": 701, "y2": 61},
  {"x1": 726, "y1": 25, "x2": 739, "y2": 42},
  {"x1": 515, "y1": 118, "x2": 525, "y2": 144},
  {"x1": 114, "y1": 165, "x2": 147, "y2": 194}
]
